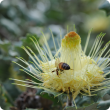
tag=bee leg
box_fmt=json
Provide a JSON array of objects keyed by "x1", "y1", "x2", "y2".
[
  {"x1": 57, "y1": 70, "x2": 58, "y2": 75},
  {"x1": 60, "y1": 70, "x2": 64, "y2": 73},
  {"x1": 52, "y1": 70, "x2": 55, "y2": 72},
  {"x1": 56, "y1": 69, "x2": 60, "y2": 78}
]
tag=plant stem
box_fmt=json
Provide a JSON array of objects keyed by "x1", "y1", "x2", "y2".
[{"x1": 66, "y1": 93, "x2": 73, "y2": 107}]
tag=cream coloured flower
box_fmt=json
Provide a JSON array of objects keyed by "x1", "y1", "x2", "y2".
[{"x1": 12, "y1": 30, "x2": 110, "y2": 102}]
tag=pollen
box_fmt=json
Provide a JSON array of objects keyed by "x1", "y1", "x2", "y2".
[{"x1": 62, "y1": 31, "x2": 81, "y2": 49}]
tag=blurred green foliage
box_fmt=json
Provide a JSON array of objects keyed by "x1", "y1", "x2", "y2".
[
  {"x1": 99, "y1": 1, "x2": 110, "y2": 16},
  {"x1": 0, "y1": 0, "x2": 110, "y2": 110}
]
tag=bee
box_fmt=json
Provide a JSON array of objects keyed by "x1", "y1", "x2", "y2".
[{"x1": 52, "y1": 58, "x2": 73, "y2": 76}]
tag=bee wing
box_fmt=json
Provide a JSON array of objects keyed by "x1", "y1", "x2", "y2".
[{"x1": 55, "y1": 58, "x2": 60, "y2": 67}]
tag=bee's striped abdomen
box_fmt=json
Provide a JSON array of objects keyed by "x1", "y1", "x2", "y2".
[{"x1": 58, "y1": 62, "x2": 70, "y2": 70}]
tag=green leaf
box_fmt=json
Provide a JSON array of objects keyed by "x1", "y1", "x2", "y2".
[
  {"x1": 0, "y1": 18, "x2": 21, "y2": 35},
  {"x1": 0, "y1": 40, "x2": 11, "y2": 54},
  {"x1": 25, "y1": 108, "x2": 42, "y2": 110},
  {"x1": 99, "y1": 1, "x2": 110, "y2": 16},
  {"x1": 65, "y1": 103, "x2": 98, "y2": 110},
  {"x1": 40, "y1": 92, "x2": 61, "y2": 106},
  {"x1": 45, "y1": 9, "x2": 66, "y2": 22},
  {"x1": 77, "y1": 96, "x2": 92, "y2": 106},
  {"x1": 41, "y1": 89, "x2": 62, "y2": 99},
  {"x1": 21, "y1": 33, "x2": 39, "y2": 53},
  {"x1": 0, "y1": 83, "x2": 12, "y2": 110},
  {"x1": 98, "y1": 100, "x2": 110, "y2": 110},
  {"x1": 0, "y1": 60, "x2": 11, "y2": 82},
  {"x1": 3, "y1": 80, "x2": 21, "y2": 101},
  {"x1": 41, "y1": 89, "x2": 61, "y2": 97}
]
